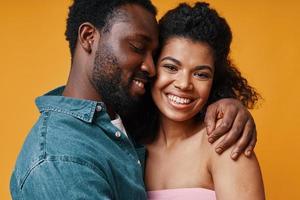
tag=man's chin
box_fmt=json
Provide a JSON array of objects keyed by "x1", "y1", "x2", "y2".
[
  {"x1": 109, "y1": 95, "x2": 141, "y2": 116},
  {"x1": 130, "y1": 94, "x2": 143, "y2": 102}
]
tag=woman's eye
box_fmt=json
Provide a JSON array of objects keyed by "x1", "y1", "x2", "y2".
[
  {"x1": 194, "y1": 72, "x2": 211, "y2": 79},
  {"x1": 163, "y1": 64, "x2": 178, "y2": 72}
]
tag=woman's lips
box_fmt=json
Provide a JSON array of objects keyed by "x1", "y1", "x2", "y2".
[
  {"x1": 167, "y1": 94, "x2": 192, "y2": 104},
  {"x1": 165, "y1": 93, "x2": 196, "y2": 110}
]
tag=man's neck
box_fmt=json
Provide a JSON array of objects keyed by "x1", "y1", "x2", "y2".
[
  {"x1": 63, "y1": 81, "x2": 117, "y2": 120},
  {"x1": 63, "y1": 80, "x2": 100, "y2": 101},
  {"x1": 63, "y1": 60, "x2": 117, "y2": 120}
]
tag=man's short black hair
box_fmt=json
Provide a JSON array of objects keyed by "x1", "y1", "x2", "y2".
[{"x1": 65, "y1": 0, "x2": 157, "y2": 57}]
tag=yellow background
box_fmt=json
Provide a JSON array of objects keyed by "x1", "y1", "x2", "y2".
[{"x1": 1, "y1": 0, "x2": 299, "y2": 199}]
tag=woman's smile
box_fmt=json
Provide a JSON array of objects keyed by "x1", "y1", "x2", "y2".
[{"x1": 151, "y1": 37, "x2": 214, "y2": 122}]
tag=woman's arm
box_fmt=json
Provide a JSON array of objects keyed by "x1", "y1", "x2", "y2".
[{"x1": 210, "y1": 135, "x2": 265, "y2": 200}]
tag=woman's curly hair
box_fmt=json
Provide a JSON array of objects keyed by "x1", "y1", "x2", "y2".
[
  {"x1": 159, "y1": 2, "x2": 260, "y2": 108},
  {"x1": 124, "y1": 2, "x2": 260, "y2": 143}
]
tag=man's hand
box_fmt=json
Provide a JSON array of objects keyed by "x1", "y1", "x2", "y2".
[{"x1": 204, "y1": 98, "x2": 257, "y2": 160}]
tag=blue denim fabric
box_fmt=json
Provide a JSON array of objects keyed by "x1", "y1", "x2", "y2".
[{"x1": 10, "y1": 87, "x2": 147, "y2": 200}]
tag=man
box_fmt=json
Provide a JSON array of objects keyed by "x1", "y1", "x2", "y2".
[{"x1": 10, "y1": 0, "x2": 257, "y2": 199}]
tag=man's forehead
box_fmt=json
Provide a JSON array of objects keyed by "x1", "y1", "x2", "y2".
[
  {"x1": 117, "y1": 4, "x2": 157, "y2": 28},
  {"x1": 110, "y1": 5, "x2": 158, "y2": 42},
  {"x1": 109, "y1": 21, "x2": 158, "y2": 49}
]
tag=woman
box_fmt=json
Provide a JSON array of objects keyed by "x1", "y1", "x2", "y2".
[{"x1": 139, "y1": 2, "x2": 265, "y2": 200}]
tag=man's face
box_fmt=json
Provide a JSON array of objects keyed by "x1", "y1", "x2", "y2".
[{"x1": 91, "y1": 4, "x2": 158, "y2": 116}]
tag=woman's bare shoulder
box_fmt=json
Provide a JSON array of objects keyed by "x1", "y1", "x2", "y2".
[{"x1": 208, "y1": 135, "x2": 265, "y2": 200}]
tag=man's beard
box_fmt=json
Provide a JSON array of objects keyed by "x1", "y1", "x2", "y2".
[{"x1": 91, "y1": 43, "x2": 144, "y2": 117}]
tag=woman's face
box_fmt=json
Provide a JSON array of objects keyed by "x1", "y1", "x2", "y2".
[{"x1": 151, "y1": 37, "x2": 214, "y2": 122}]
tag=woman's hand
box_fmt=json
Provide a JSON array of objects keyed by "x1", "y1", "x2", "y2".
[{"x1": 204, "y1": 98, "x2": 257, "y2": 160}]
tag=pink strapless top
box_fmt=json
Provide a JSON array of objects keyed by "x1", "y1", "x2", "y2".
[{"x1": 147, "y1": 188, "x2": 216, "y2": 200}]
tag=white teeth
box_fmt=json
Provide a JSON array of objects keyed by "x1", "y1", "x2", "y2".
[
  {"x1": 167, "y1": 94, "x2": 192, "y2": 105},
  {"x1": 133, "y1": 80, "x2": 144, "y2": 88}
]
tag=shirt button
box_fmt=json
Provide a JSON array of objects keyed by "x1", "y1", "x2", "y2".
[
  {"x1": 137, "y1": 160, "x2": 141, "y2": 165},
  {"x1": 115, "y1": 131, "x2": 121, "y2": 138},
  {"x1": 96, "y1": 105, "x2": 102, "y2": 112}
]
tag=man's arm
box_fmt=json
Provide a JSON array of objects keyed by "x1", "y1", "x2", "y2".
[
  {"x1": 18, "y1": 160, "x2": 112, "y2": 200},
  {"x1": 205, "y1": 98, "x2": 257, "y2": 160}
]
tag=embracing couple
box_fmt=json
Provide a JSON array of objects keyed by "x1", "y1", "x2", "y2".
[{"x1": 10, "y1": 0, "x2": 265, "y2": 199}]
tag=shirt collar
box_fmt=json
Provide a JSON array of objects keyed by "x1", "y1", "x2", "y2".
[{"x1": 35, "y1": 86, "x2": 106, "y2": 123}]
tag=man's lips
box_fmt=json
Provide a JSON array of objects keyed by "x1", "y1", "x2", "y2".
[
  {"x1": 133, "y1": 79, "x2": 145, "y2": 89},
  {"x1": 132, "y1": 73, "x2": 150, "y2": 89},
  {"x1": 131, "y1": 77, "x2": 149, "y2": 95}
]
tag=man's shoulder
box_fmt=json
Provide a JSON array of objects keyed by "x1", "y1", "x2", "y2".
[
  {"x1": 12, "y1": 111, "x2": 113, "y2": 187},
  {"x1": 10, "y1": 153, "x2": 110, "y2": 199}
]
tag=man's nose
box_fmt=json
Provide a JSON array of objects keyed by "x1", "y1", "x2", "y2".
[{"x1": 141, "y1": 53, "x2": 156, "y2": 77}]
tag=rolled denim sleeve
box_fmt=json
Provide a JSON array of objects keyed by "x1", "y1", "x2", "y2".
[{"x1": 19, "y1": 159, "x2": 113, "y2": 200}]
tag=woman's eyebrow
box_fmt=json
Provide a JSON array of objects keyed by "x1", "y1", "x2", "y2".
[
  {"x1": 160, "y1": 56, "x2": 181, "y2": 66},
  {"x1": 194, "y1": 65, "x2": 213, "y2": 72}
]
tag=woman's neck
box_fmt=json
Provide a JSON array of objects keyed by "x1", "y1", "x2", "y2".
[{"x1": 155, "y1": 115, "x2": 203, "y2": 148}]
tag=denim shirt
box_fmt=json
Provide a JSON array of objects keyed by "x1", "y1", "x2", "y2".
[{"x1": 10, "y1": 87, "x2": 147, "y2": 200}]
